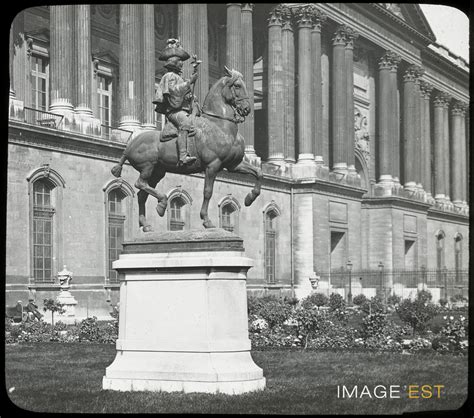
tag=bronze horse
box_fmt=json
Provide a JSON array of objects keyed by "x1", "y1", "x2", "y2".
[{"x1": 111, "y1": 67, "x2": 262, "y2": 232}]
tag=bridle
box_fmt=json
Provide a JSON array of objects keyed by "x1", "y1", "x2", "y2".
[{"x1": 202, "y1": 77, "x2": 249, "y2": 124}]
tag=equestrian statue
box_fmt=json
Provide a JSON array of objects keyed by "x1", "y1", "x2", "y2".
[{"x1": 111, "y1": 39, "x2": 262, "y2": 232}]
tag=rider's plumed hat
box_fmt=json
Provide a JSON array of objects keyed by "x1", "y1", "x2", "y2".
[{"x1": 159, "y1": 38, "x2": 190, "y2": 61}]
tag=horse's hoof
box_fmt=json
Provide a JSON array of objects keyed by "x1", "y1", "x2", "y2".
[
  {"x1": 156, "y1": 203, "x2": 166, "y2": 217},
  {"x1": 203, "y1": 220, "x2": 215, "y2": 229},
  {"x1": 142, "y1": 225, "x2": 153, "y2": 233}
]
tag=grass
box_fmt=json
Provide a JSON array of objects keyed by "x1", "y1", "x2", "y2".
[{"x1": 5, "y1": 343, "x2": 468, "y2": 414}]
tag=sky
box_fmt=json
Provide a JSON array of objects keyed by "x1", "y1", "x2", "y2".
[{"x1": 420, "y1": 4, "x2": 469, "y2": 62}]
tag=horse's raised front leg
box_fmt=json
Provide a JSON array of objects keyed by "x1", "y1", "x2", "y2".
[
  {"x1": 135, "y1": 163, "x2": 167, "y2": 232},
  {"x1": 228, "y1": 160, "x2": 262, "y2": 206},
  {"x1": 201, "y1": 160, "x2": 221, "y2": 228}
]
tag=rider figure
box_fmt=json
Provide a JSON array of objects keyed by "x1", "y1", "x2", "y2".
[{"x1": 154, "y1": 39, "x2": 197, "y2": 166}]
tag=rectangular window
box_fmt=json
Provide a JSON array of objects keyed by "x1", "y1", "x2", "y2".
[
  {"x1": 108, "y1": 217, "x2": 124, "y2": 283},
  {"x1": 97, "y1": 74, "x2": 112, "y2": 126},
  {"x1": 404, "y1": 239, "x2": 417, "y2": 270},
  {"x1": 33, "y1": 209, "x2": 54, "y2": 282},
  {"x1": 265, "y1": 214, "x2": 276, "y2": 284},
  {"x1": 31, "y1": 55, "x2": 49, "y2": 111}
]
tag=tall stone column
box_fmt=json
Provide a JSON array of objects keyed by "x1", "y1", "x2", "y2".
[
  {"x1": 433, "y1": 93, "x2": 447, "y2": 202},
  {"x1": 345, "y1": 27, "x2": 358, "y2": 176},
  {"x1": 389, "y1": 54, "x2": 401, "y2": 186},
  {"x1": 450, "y1": 101, "x2": 464, "y2": 207},
  {"x1": 402, "y1": 65, "x2": 422, "y2": 191},
  {"x1": 267, "y1": 6, "x2": 284, "y2": 163},
  {"x1": 321, "y1": 37, "x2": 330, "y2": 167},
  {"x1": 442, "y1": 94, "x2": 451, "y2": 202},
  {"x1": 419, "y1": 81, "x2": 434, "y2": 200},
  {"x1": 331, "y1": 25, "x2": 348, "y2": 174},
  {"x1": 74, "y1": 5, "x2": 92, "y2": 117},
  {"x1": 295, "y1": 5, "x2": 314, "y2": 165},
  {"x1": 49, "y1": 5, "x2": 74, "y2": 114},
  {"x1": 281, "y1": 6, "x2": 295, "y2": 163},
  {"x1": 311, "y1": 8, "x2": 326, "y2": 164},
  {"x1": 119, "y1": 4, "x2": 141, "y2": 131},
  {"x1": 141, "y1": 4, "x2": 155, "y2": 130},
  {"x1": 178, "y1": 4, "x2": 195, "y2": 80},
  {"x1": 376, "y1": 52, "x2": 393, "y2": 186},
  {"x1": 460, "y1": 105, "x2": 468, "y2": 206},
  {"x1": 226, "y1": 3, "x2": 242, "y2": 70},
  {"x1": 195, "y1": 4, "x2": 209, "y2": 106},
  {"x1": 414, "y1": 75, "x2": 424, "y2": 191},
  {"x1": 241, "y1": 4, "x2": 257, "y2": 158}
]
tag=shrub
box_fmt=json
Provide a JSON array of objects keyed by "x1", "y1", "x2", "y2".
[
  {"x1": 329, "y1": 293, "x2": 345, "y2": 311},
  {"x1": 387, "y1": 294, "x2": 401, "y2": 306},
  {"x1": 352, "y1": 294, "x2": 368, "y2": 307},
  {"x1": 438, "y1": 298, "x2": 448, "y2": 307},
  {"x1": 360, "y1": 296, "x2": 385, "y2": 315},
  {"x1": 436, "y1": 315, "x2": 468, "y2": 355},
  {"x1": 293, "y1": 306, "x2": 332, "y2": 349},
  {"x1": 395, "y1": 293, "x2": 438, "y2": 335},
  {"x1": 248, "y1": 296, "x2": 293, "y2": 329},
  {"x1": 450, "y1": 294, "x2": 467, "y2": 304},
  {"x1": 417, "y1": 289, "x2": 433, "y2": 303},
  {"x1": 78, "y1": 317, "x2": 101, "y2": 342},
  {"x1": 360, "y1": 311, "x2": 388, "y2": 339},
  {"x1": 301, "y1": 293, "x2": 328, "y2": 310}
]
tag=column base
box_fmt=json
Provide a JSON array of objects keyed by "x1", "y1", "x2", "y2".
[
  {"x1": 141, "y1": 123, "x2": 156, "y2": 131},
  {"x1": 50, "y1": 99, "x2": 74, "y2": 115},
  {"x1": 296, "y1": 153, "x2": 315, "y2": 165},
  {"x1": 119, "y1": 117, "x2": 141, "y2": 133},
  {"x1": 244, "y1": 148, "x2": 262, "y2": 167}
]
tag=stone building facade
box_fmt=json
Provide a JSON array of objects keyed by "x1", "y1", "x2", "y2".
[{"x1": 7, "y1": 4, "x2": 469, "y2": 318}]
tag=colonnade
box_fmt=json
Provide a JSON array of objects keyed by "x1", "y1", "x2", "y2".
[{"x1": 10, "y1": 4, "x2": 469, "y2": 207}]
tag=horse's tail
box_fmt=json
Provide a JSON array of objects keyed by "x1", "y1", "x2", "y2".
[{"x1": 111, "y1": 153, "x2": 127, "y2": 178}]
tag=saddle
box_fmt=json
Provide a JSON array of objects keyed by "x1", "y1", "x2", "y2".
[{"x1": 160, "y1": 114, "x2": 198, "y2": 142}]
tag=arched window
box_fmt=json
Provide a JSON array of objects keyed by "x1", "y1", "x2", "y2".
[
  {"x1": 218, "y1": 196, "x2": 240, "y2": 233},
  {"x1": 27, "y1": 165, "x2": 65, "y2": 284},
  {"x1": 107, "y1": 189, "x2": 126, "y2": 283},
  {"x1": 32, "y1": 179, "x2": 55, "y2": 282},
  {"x1": 454, "y1": 234, "x2": 463, "y2": 282},
  {"x1": 103, "y1": 178, "x2": 134, "y2": 285},
  {"x1": 167, "y1": 188, "x2": 192, "y2": 231},
  {"x1": 263, "y1": 203, "x2": 281, "y2": 285},
  {"x1": 170, "y1": 196, "x2": 186, "y2": 231},
  {"x1": 436, "y1": 230, "x2": 445, "y2": 270}
]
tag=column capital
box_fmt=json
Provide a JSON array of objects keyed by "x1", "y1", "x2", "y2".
[
  {"x1": 403, "y1": 64, "x2": 424, "y2": 82},
  {"x1": 344, "y1": 26, "x2": 359, "y2": 49},
  {"x1": 241, "y1": 3, "x2": 254, "y2": 12},
  {"x1": 332, "y1": 25, "x2": 348, "y2": 46},
  {"x1": 279, "y1": 5, "x2": 294, "y2": 30},
  {"x1": 309, "y1": 6, "x2": 327, "y2": 31},
  {"x1": 451, "y1": 100, "x2": 466, "y2": 116},
  {"x1": 378, "y1": 50, "x2": 400, "y2": 70},
  {"x1": 433, "y1": 92, "x2": 449, "y2": 107},
  {"x1": 226, "y1": 3, "x2": 242, "y2": 7},
  {"x1": 268, "y1": 5, "x2": 283, "y2": 26},
  {"x1": 419, "y1": 80, "x2": 434, "y2": 98},
  {"x1": 295, "y1": 5, "x2": 313, "y2": 28}
]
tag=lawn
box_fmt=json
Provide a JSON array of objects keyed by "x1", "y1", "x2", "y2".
[{"x1": 5, "y1": 343, "x2": 468, "y2": 414}]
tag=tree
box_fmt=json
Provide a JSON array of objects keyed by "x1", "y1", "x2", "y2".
[{"x1": 43, "y1": 298, "x2": 65, "y2": 328}]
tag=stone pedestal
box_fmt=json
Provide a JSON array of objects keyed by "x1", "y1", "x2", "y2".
[
  {"x1": 103, "y1": 229, "x2": 265, "y2": 394},
  {"x1": 56, "y1": 286, "x2": 78, "y2": 324}
]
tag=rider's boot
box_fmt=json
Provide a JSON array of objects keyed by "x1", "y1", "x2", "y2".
[{"x1": 177, "y1": 130, "x2": 197, "y2": 166}]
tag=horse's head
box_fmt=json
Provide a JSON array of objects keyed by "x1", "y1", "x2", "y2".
[{"x1": 222, "y1": 66, "x2": 251, "y2": 119}]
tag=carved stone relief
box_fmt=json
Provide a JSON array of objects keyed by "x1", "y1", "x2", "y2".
[{"x1": 354, "y1": 106, "x2": 370, "y2": 165}]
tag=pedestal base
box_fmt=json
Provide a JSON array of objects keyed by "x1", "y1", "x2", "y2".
[{"x1": 102, "y1": 229, "x2": 265, "y2": 394}]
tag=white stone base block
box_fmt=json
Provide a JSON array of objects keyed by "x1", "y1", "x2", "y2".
[{"x1": 102, "y1": 229, "x2": 265, "y2": 394}]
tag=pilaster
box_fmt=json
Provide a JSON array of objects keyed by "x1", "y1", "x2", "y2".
[
  {"x1": 433, "y1": 92, "x2": 447, "y2": 202},
  {"x1": 419, "y1": 81, "x2": 434, "y2": 202},
  {"x1": 450, "y1": 101, "x2": 464, "y2": 208},
  {"x1": 345, "y1": 26, "x2": 358, "y2": 177}
]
